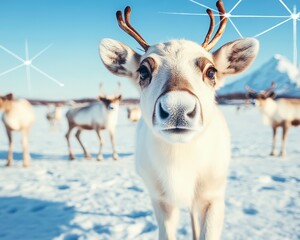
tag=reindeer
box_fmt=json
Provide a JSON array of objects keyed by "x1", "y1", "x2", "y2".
[
  {"x1": 0, "y1": 93, "x2": 35, "y2": 167},
  {"x1": 127, "y1": 105, "x2": 141, "y2": 122},
  {"x1": 99, "y1": 2, "x2": 259, "y2": 239},
  {"x1": 46, "y1": 103, "x2": 63, "y2": 126},
  {"x1": 65, "y1": 83, "x2": 121, "y2": 161},
  {"x1": 246, "y1": 82, "x2": 300, "y2": 157}
]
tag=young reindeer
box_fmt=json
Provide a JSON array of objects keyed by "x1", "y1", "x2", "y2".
[
  {"x1": 0, "y1": 94, "x2": 35, "y2": 167},
  {"x1": 65, "y1": 83, "x2": 121, "y2": 161},
  {"x1": 46, "y1": 103, "x2": 63, "y2": 126},
  {"x1": 127, "y1": 106, "x2": 141, "y2": 122},
  {"x1": 246, "y1": 82, "x2": 300, "y2": 157},
  {"x1": 99, "y1": 2, "x2": 259, "y2": 239}
]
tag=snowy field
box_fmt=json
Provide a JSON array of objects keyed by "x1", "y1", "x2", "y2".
[{"x1": 0, "y1": 105, "x2": 299, "y2": 240}]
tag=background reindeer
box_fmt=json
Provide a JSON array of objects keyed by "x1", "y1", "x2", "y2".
[
  {"x1": 127, "y1": 106, "x2": 141, "y2": 122},
  {"x1": 0, "y1": 93, "x2": 35, "y2": 167},
  {"x1": 65, "y1": 83, "x2": 121, "y2": 161},
  {"x1": 99, "y1": 1, "x2": 259, "y2": 239},
  {"x1": 46, "y1": 103, "x2": 63, "y2": 127},
  {"x1": 246, "y1": 82, "x2": 300, "y2": 157}
]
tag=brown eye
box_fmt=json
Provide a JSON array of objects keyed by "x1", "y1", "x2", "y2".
[{"x1": 206, "y1": 67, "x2": 217, "y2": 80}]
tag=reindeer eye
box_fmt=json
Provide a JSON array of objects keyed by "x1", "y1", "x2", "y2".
[
  {"x1": 137, "y1": 64, "x2": 152, "y2": 88},
  {"x1": 138, "y1": 65, "x2": 151, "y2": 81},
  {"x1": 206, "y1": 67, "x2": 217, "y2": 80}
]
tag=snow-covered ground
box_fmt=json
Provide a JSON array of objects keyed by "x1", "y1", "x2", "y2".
[{"x1": 0, "y1": 105, "x2": 299, "y2": 240}]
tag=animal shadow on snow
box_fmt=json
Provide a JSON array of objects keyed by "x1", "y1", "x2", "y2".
[
  {"x1": 0, "y1": 196, "x2": 75, "y2": 240},
  {"x1": 0, "y1": 150, "x2": 133, "y2": 164}
]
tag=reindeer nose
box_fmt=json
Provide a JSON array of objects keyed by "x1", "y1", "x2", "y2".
[{"x1": 156, "y1": 91, "x2": 199, "y2": 127}]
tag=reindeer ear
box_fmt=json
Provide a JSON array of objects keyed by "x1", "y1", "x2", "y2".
[
  {"x1": 268, "y1": 91, "x2": 276, "y2": 99},
  {"x1": 99, "y1": 38, "x2": 141, "y2": 85},
  {"x1": 5, "y1": 93, "x2": 14, "y2": 101},
  {"x1": 213, "y1": 38, "x2": 259, "y2": 79}
]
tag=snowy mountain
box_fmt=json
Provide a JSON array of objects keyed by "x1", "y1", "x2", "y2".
[{"x1": 217, "y1": 54, "x2": 300, "y2": 97}]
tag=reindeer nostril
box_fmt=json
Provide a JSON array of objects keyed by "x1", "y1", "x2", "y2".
[
  {"x1": 187, "y1": 105, "x2": 197, "y2": 119},
  {"x1": 159, "y1": 103, "x2": 169, "y2": 120}
]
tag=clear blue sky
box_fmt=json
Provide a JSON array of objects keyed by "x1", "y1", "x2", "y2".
[{"x1": 0, "y1": 0, "x2": 299, "y2": 99}]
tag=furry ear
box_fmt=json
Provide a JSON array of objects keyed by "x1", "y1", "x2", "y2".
[
  {"x1": 5, "y1": 93, "x2": 14, "y2": 101},
  {"x1": 213, "y1": 38, "x2": 259, "y2": 79},
  {"x1": 116, "y1": 95, "x2": 122, "y2": 101},
  {"x1": 99, "y1": 38, "x2": 141, "y2": 89},
  {"x1": 268, "y1": 91, "x2": 276, "y2": 99}
]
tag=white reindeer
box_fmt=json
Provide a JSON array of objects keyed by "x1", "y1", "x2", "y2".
[
  {"x1": 0, "y1": 93, "x2": 35, "y2": 167},
  {"x1": 127, "y1": 105, "x2": 141, "y2": 122},
  {"x1": 246, "y1": 82, "x2": 300, "y2": 157},
  {"x1": 46, "y1": 103, "x2": 63, "y2": 126},
  {"x1": 65, "y1": 83, "x2": 121, "y2": 161},
  {"x1": 99, "y1": 2, "x2": 259, "y2": 239}
]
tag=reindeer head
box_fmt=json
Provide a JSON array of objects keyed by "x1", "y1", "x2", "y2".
[
  {"x1": 99, "y1": 1, "x2": 259, "y2": 143},
  {"x1": 0, "y1": 93, "x2": 14, "y2": 111},
  {"x1": 98, "y1": 82, "x2": 122, "y2": 111},
  {"x1": 245, "y1": 82, "x2": 276, "y2": 108}
]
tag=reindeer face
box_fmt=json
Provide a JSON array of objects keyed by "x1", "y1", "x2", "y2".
[
  {"x1": 0, "y1": 93, "x2": 14, "y2": 110},
  {"x1": 99, "y1": 95, "x2": 122, "y2": 112},
  {"x1": 135, "y1": 40, "x2": 218, "y2": 143},
  {"x1": 99, "y1": 3, "x2": 259, "y2": 143},
  {"x1": 101, "y1": 38, "x2": 258, "y2": 143}
]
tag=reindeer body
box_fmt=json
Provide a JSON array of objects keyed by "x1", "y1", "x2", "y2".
[
  {"x1": 256, "y1": 97, "x2": 300, "y2": 156},
  {"x1": 100, "y1": 2, "x2": 258, "y2": 239},
  {"x1": 0, "y1": 95, "x2": 35, "y2": 167},
  {"x1": 65, "y1": 90, "x2": 121, "y2": 161}
]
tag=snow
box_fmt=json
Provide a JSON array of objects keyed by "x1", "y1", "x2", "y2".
[
  {"x1": 218, "y1": 55, "x2": 300, "y2": 97},
  {"x1": 0, "y1": 105, "x2": 299, "y2": 240}
]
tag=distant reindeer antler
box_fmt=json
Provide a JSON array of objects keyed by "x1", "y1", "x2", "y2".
[
  {"x1": 264, "y1": 82, "x2": 277, "y2": 94},
  {"x1": 116, "y1": 6, "x2": 150, "y2": 51},
  {"x1": 245, "y1": 85, "x2": 257, "y2": 94},
  {"x1": 202, "y1": 0, "x2": 228, "y2": 51}
]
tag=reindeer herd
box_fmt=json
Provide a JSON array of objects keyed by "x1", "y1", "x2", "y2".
[{"x1": 0, "y1": 0, "x2": 299, "y2": 239}]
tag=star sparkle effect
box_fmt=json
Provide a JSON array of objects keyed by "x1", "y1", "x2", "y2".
[
  {"x1": 0, "y1": 41, "x2": 64, "y2": 96},
  {"x1": 161, "y1": 0, "x2": 300, "y2": 66}
]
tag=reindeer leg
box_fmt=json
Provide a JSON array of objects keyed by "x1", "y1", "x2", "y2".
[
  {"x1": 151, "y1": 199, "x2": 179, "y2": 240},
  {"x1": 6, "y1": 128, "x2": 13, "y2": 167},
  {"x1": 96, "y1": 130, "x2": 104, "y2": 161},
  {"x1": 75, "y1": 129, "x2": 91, "y2": 159},
  {"x1": 280, "y1": 123, "x2": 288, "y2": 157},
  {"x1": 109, "y1": 131, "x2": 118, "y2": 160},
  {"x1": 270, "y1": 126, "x2": 277, "y2": 156},
  {"x1": 22, "y1": 129, "x2": 30, "y2": 168},
  {"x1": 191, "y1": 204, "x2": 200, "y2": 240},
  {"x1": 65, "y1": 126, "x2": 75, "y2": 160},
  {"x1": 200, "y1": 199, "x2": 225, "y2": 240}
]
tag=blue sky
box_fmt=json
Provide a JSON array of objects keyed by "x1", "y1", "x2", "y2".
[{"x1": 0, "y1": 0, "x2": 299, "y2": 99}]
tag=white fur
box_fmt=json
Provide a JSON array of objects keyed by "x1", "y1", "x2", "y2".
[
  {"x1": 1, "y1": 98, "x2": 35, "y2": 167},
  {"x1": 65, "y1": 99, "x2": 120, "y2": 161},
  {"x1": 256, "y1": 98, "x2": 300, "y2": 156},
  {"x1": 127, "y1": 106, "x2": 141, "y2": 122},
  {"x1": 99, "y1": 37, "x2": 258, "y2": 239},
  {"x1": 46, "y1": 105, "x2": 62, "y2": 126}
]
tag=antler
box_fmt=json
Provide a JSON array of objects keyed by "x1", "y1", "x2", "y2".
[
  {"x1": 202, "y1": 0, "x2": 228, "y2": 51},
  {"x1": 116, "y1": 6, "x2": 150, "y2": 51},
  {"x1": 244, "y1": 85, "x2": 257, "y2": 94},
  {"x1": 264, "y1": 82, "x2": 277, "y2": 94}
]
